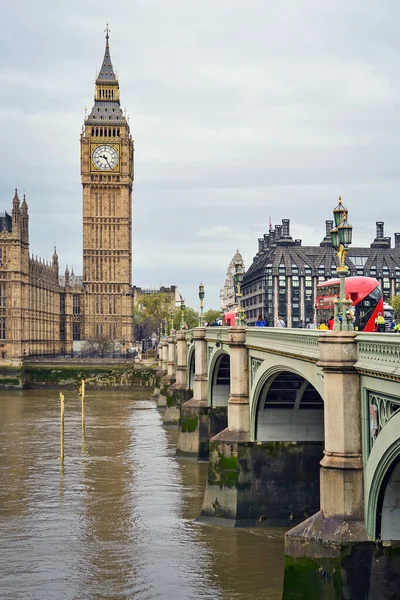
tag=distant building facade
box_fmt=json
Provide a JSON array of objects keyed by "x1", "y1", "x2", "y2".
[
  {"x1": 243, "y1": 218, "x2": 400, "y2": 327},
  {"x1": 220, "y1": 250, "x2": 245, "y2": 312},
  {"x1": 0, "y1": 191, "x2": 76, "y2": 358}
]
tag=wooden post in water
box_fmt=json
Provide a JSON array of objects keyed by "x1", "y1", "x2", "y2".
[
  {"x1": 81, "y1": 379, "x2": 85, "y2": 428},
  {"x1": 60, "y1": 392, "x2": 65, "y2": 464}
]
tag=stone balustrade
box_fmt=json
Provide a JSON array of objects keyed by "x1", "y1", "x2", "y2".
[{"x1": 355, "y1": 333, "x2": 400, "y2": 378}]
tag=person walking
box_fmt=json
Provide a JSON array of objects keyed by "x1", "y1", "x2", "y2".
[
  {"x1": 276, "y1": 316, "x2": 286, "y2": 328},
  {"x1": 374, "y1": 312, "x2": 386, "y2": 332},
  {"x1": 255, "y1": 314, "x2": 267, "y2": 327},
  {"x1": 328, "y1": 315, "x2": 334, "y2": 330}
]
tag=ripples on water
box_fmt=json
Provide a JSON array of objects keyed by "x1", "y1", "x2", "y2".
[{"x1": 0, "y1": 391, "x2": 284, "y2": 600}]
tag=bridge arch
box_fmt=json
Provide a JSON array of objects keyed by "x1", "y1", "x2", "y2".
[
  {"x1": 365, "y1": 411, "x2": 400, "y2": 540},
  {"x1": 186, "y1": 343, "x2": 195, "y2": 391},
  {"x1": 251, "y1": 365, "x2": 324, "y2": 442},
  {"x1": 208, "y1": 349, "x2": 230, "y2": 408}
]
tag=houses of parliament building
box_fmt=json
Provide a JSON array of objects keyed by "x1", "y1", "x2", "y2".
[{"x1": 0, "y1": 30, "x2": 134, "y2": 359}]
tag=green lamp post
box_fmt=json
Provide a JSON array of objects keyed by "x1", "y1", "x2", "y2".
[
  {"x1": 234, "y1": 260, "x2": 245, "y2": 326},
  {"x1": 198, "y1": 282, "x2": 205, "y2": 326},
  {"x1": 169, "y1": 311, "x2": 174, "y2": 334},
  {"x1": 180, "y1": 299, "x2": 186, "y2": 330},
  {"x1": 330, "y1": 196, "x2": 353, "y2": 331}
]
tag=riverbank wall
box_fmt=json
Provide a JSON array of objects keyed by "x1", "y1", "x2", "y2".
[{"x1": 0, "y1": 358, "x2": 158, "y2": 390}]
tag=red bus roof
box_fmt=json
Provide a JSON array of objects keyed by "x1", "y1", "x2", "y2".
[{"x1": 317, "y1": 276, "x2": 380, "y2": 305}]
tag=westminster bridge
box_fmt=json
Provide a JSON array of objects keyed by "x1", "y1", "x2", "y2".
[{"x1": 155, "y1": 327, "x2": 400, "y2": 599}]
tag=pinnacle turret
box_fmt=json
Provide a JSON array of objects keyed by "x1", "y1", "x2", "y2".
[
  {"x1": 86, "y1": 26, "x2": 126, "y2": 127},
  {"x1": 96, "y1": 24, "x2": 117, "y2": 83}
]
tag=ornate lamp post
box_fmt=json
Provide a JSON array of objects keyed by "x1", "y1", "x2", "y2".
[
  {"x1": 169, "y1": 311, "x2": 174, "y2": 334},
  {"x1": 330, "y1": 196, "x2": 353, "y2": 331},
  {"x1": 198, "y1": 282, "x2": 205, "y2": 326},
  {"x1": 234, "y1": 260, "x2": 245, "y2": 326},
  {"x1": 180, "y1": 299, "x2": 186, "y2": 330}
]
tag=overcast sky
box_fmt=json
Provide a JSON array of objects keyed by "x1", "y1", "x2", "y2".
[{"x1": 1, "y1": 0, "x2": 400, "y2": 308}]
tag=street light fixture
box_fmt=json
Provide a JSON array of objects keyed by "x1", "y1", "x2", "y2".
[
  {"x1": 330, "y1": 196, "x2": 353, "y2": 331},
  {"x1": 234, "y1": 260, "x2": 245, "y2": 326},
  {"x1": 180, "y1": 299, "x2": 186, "y2": 330},
  {"x1": 169, "y1": 311, "x2": 174, "y2": 334},
  {"x1": 198, "y1": 282, "x2": 205, "y2": 326}
]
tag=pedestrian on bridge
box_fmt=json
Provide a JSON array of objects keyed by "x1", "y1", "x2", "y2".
[
  {"x1": 276, "y1": 316, "x2": 286, "y2": 328},
  {"x1": 255, "y1": 315, "x2": 267, "y2": 327}
]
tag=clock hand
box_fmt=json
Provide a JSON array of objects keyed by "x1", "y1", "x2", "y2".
[{"x1": 100, "y1": 154, "x2": 112, "y2": 168}]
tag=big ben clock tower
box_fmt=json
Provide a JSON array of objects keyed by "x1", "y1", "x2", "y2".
[{"x1": 81, "y1": 27, "x2": 134, "y2": 345}]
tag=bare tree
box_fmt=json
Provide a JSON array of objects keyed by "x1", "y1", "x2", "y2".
[{"x1": 82, "y1": 335, "x2": 114, "y2": 358}]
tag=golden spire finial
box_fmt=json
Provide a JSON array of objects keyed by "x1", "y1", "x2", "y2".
[{"x1": 338, "y1": 195, "x2": 342, "y2": 204}]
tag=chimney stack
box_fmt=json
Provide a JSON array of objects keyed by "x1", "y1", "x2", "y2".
[
  {"x1": 376, "y1": 222, "x2": 384, "y2": 239},
  {"x1": 275, "y1": 225, "x2": 282, "y2": 241},
  {"x1": 395, "y1": 233, "x2": 400, "y2": 248},
  {"x1": 282, "y1": 219, "x2": 290, "y2": 237}
]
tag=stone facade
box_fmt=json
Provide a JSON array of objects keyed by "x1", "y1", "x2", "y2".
[
  {"x1": 220, "y1": 250, "x2": 245, "y2": 312},
  {"x1": 0, "y1": 32, "x2": 135, "y2": 360},
  {"x1": 80, "y1": 30, "x2": 134, "y2": 344}
]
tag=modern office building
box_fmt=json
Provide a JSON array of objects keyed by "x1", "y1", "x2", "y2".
[{"x1": 242, "y1": 218, "x2": 400, "y2": 327}]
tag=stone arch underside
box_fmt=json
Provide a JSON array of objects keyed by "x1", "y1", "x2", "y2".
[
  {"x1": 209, "y1": 351, "x2": 230, "y2": 408},
  {"x1": 207, "y1": 350, "x2": 230, "y2": 440},
  {"x1": 254, "y1": 369, "x2": 324, "y2": 442},
  {"x1": 378, "y1": 458, "x2": 400, "y2": 541},
  {"x1": 248, "y1": 367, "x2": 324, "y2": 524},
  {"x1": 187, "y1": 345, "x2": 195, "y2": 391}
]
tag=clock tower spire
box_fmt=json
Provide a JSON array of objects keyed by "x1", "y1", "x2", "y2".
[{"x1": 81, "y1": 27, "x2": 134, "y2": 345}]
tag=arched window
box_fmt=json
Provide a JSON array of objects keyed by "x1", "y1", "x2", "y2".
[
  {"x1": 104, "y1": 129, "x2": 107, "y2": 137},
  {"x1": 96, "y1": 128, "x2": 99, "y2": 136},
  {"x1": 100, "y1": 128, "x2": 103, "y2": 136},
  {"x1": 117, "y1": 129, "x2": 120, "y2": 136},
  {"x1": 91, "y1": 128, "x2": 94, "y2": 136},
  {"x1": 113, "y1": 128, "x2": 116, "y2": 136}
]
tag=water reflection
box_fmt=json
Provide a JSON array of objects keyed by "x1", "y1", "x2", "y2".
[{"x1": 0, "y1": 390, "x2": 284, "y2": 600}]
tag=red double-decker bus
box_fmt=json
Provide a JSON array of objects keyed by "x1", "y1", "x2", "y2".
[{"x1": 316, "y1": 276, "x2": 384, "y2": 332}]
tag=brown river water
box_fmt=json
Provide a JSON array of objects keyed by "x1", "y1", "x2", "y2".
[{"x1": 0, "y1": 390, "x2": 285, "y2": 600}]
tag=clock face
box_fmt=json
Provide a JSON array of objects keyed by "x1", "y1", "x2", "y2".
[{"x1": 92, "y1": 145, "x2": 119, "y2": 171}]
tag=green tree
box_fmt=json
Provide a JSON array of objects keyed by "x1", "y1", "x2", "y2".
[
  {"x1": 389, "y1": 295, "x2": 400, "y2": 319},
  {"x1": 173, "y1": 306, "x2": 199, "y2": 330},
  {"x1": 204, "y1": 309, "x2": 222, "y2": 325},
  {"x1": 134, "y1": 293, "x2": 173, "y2": 339}
]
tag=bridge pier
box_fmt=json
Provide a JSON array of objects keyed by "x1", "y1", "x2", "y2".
[
  {"x1": 176, "y1": 327, "x2": 210, "y2": 460},
  {"x1": 153, "y1": 339, "x2": 167, "y2": 401},
  {"x1": 157, "y1": 338, "x2": 172, "y2": 408},
  {"x1": 165, "y1": 331, "x2": 192, "y2": 426},
  {"x1": 283, "y1": 332, "x2": 372, "y2": 599},
  {"x1": 199, "y1": 327, "x2": 253, "y2": 524}
]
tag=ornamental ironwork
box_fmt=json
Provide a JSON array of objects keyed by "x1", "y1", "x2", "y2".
[
  {"x1": 369, "y1": 391, "x2": 400, "y2": 449},
  {"x1": 250, "y1": 358, "x2": 263, "y2": 386}
]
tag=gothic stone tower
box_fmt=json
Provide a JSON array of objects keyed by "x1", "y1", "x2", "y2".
[{"x1": 81, "y1": 28, "x2": 134, "y2": 345}]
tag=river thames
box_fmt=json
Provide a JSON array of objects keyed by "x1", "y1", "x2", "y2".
[{"x1": 0, "y1": 390, "x2": 286, "y2": 599}]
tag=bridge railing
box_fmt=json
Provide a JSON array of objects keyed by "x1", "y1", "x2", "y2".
[
  {"x1": 245, "y1": 328, "x2": 320, "y2": 361},
  {"x1": 355, "y1": 333, "x2": 400, "y2": 378}
]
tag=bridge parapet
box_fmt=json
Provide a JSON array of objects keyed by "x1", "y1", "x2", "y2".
[
  {"x1": 245, "y1": 328, "x2": 320, "y2": 361},
  {"x1": 204, "y1": 327, "x2": 229, "y2": 344},
  {"x1": 355, "y1": 333, "x2": 400, "y2": 379}
]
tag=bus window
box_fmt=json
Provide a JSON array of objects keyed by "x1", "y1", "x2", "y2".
[{"x1": 354, "y1": 286, "x2": 382, "y2": 331}]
